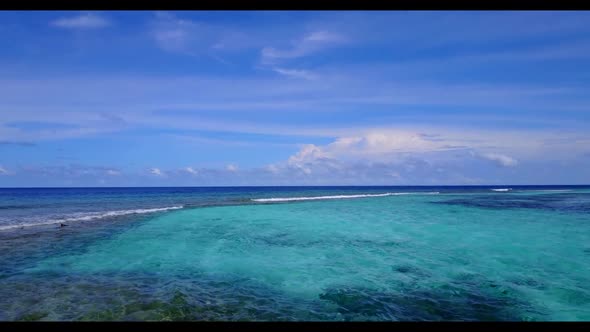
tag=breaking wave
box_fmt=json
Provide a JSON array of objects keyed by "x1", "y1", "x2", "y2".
[
  {"x1": 0, "y1": 206, "x2": 184, "y2": 231},
  {"x1": 251, "y1": 192, "x2": 439, "y2": 203}
]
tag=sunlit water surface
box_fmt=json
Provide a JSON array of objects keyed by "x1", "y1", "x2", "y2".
[{"x1": 0, "y1": 186, "x2": 589, "y2": 321}]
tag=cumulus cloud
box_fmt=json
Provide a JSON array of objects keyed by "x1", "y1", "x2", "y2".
[
  {"x1": 226, "y1": 164, "x2": 238, "y2": 172},
  {"x1": 51, "y1": 13, "x2": 111, "y2": 29},
  {"x1": 286, "y1": 144, "x2": 330, "y2": 175},
  {"x1": 480, "y1": 153, "x2": 519, "y2": 167},
  {"x1": 284, "y1": 130, "x2": 471, "y2": 164},
  {"x1": 275, "y1": 129, "x2": 539, "y2": 170},
  {"x1": 258, "y1": 128, "x2": 526, "y2": 183},
  {"x1": 288, "y1": 144, "x2": 325, "y2": 164},
  {"x1": 327, "y1": 131, "x2": 440, "y2": 156}
]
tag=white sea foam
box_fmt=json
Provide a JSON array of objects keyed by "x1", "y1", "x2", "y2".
[
  {"x1": 0, "y1": 206, "x2": 183, "y2": 231},
  {"x1": 251, "y1": 192, "x2": 439, "y2": 203},
  {"x1": 491, "y1": 188, "x2": 512, "y2": 192}
]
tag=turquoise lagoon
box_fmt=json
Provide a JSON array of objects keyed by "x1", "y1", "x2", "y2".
[{"x1": 0, "y1": 186, "x2": 589, "y2": 321}]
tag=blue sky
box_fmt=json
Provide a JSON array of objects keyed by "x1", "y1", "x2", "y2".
[{"x1": 1, "y1": 10, "x2": 590, "y2": 186}]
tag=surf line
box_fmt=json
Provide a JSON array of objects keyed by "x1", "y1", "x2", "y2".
[{"x1": 252, "y1": 192, "x2": 439, "y2": 203}]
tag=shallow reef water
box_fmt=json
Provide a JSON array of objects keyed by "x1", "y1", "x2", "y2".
[{"x1": 0, "y1": 186, "x2": 589, "y2": 321}]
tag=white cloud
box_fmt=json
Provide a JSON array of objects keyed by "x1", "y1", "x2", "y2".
[
  {"x1": 151, "y1": 13, "x2": 209, "y2": 54},
  {"x1": 265, "y1": 164, "x2": 280, "y2": 174},
  {"x1": 0, "y1": 166, "x2": 11, "y2": 175},
  {"x1": 51, "y1": 13, "x2": 110, "y2": 29},
  {"x1": 480, "y1": 153, "x2": 519, "y2": 167},
  {"x1": 184, "y1": 167, "x2": 198, "y2": 175},
  {"x1": 273, "y1": 129, "x2": 526, "y2": 180},
  {"x1": 261, "y1": 30, "x2": 348, "y2": 63},
  {"x1": 106, "y1": 169, "x2": 121, "y2": 176},
  {"x1": 294, "y1": 130, "x2": 466, "y2": 162},
  {"x1": 149, "y1": 168, "x2": 164, "y2": 176},
  {"x1": 150, "y1": 12, "x2": 257, "y2": 56},
  {"x1": 153, "y1": 27, "x2": 190, "y2": 52},
  {"x1": 226, "y1": 164, "x2": 238, "y2": 172},
  {"x1": 389, "y1": 171, "x2": 402, "y2": 179},
  {"x1": 288, "y1": 144, "x2": 325, "y2": 164},
  {"x1": 303, "y1": 31, "x2": 345, "y2": 43},
  {"x1": 17, "y1": 165, "x2": 125, "y2": 178},
  {"x1": 272, "y1": 67, "x2": 318, "y2": 80},
  {"x1": 285, "y1": 144, "x2": 345, "y2": 176},
  {"x1": 275, "y1": 127, "x2": 585, "y2": 164},
  {"x1": 2, "y1": 74, "x2": 588, "y2": 145}
]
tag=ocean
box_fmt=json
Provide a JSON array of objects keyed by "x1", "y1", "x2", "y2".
[{"x1": 0, "y1": 186, "x2": 589, "y2": 321}]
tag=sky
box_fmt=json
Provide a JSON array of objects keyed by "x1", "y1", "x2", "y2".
[{"x1": 1, "y1": 10, "x2": 590, "y2": 187}]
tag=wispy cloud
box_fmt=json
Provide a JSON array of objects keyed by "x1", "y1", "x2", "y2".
[
  {"x1": 106, "y1": 169, "x2": 121, "y2": 176},
  {"x1": 304, "y1": 11, "x2": 590, "y2": 51},
  {"x1": 479, "y1": 153, "x2": 519, "y2": 167},
  {"x1": 14, "y1": 165, "x2": 121, "y2": 178},
  {"x1": 151, "y1": 13, "x2": 193, "y2": 53},
  {"x1": 50, "y1": 13, "x2": 111, "y2": 29},
  {"x1": 261, "y1": 30, "x2": 348, "y2": 64},
  {"x1": 149, "y1": 167, "x2": 164, "y2": 176},
  {"x1": 3, "y1": 12, "x2": 590, "y2": 186},
  {"x1": 226, "y1": 164, "x2": 238, "y2": 172},
  {"x1": 168, "y1": 134, "x2": 297, "y2": 148},
  {"x1": 0, "y1": 141, "x2": 36, "y2": 147},
  {"x1": 183, "y1": 167, "x2": 198, "y2": 175},
  {"x1": 272, "y1": 67, "x2": 318, "y2": 80},
  {"x1": 150, "y1": 12, "x2": 259, "y2": 57},
  {"x1": 0, "y1": 166, "x2": 12, "y2": 175}
]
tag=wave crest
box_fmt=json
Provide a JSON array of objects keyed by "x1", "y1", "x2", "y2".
[
  {"x1": 0, "y1": 206, "x2": 184, "y2": 231},
  {"x1": 251, "y1": 192, "x2": 439, "y2": 203}
]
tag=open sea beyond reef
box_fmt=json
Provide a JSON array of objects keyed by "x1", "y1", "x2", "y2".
[{"x1": 0, "y1": 186, "x2": 589, "y2": 321}]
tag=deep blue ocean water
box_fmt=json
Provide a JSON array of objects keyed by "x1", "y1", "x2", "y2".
[{"x1": 0, "y1": 186, "x2": 589, "y2": 321}]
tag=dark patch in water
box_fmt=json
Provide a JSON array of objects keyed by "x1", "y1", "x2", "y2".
[
  {"x1": 0, "y1": 273, "x2": 332, "y2": 321},
  {"x1": 0, "y1": 203, "x2": 57, "y2": 210},
  {"x1": 352, "y1": 239, "x2": 402, "y2": 248},
  {"x1": 395, "y1": 266, "x2": 412, "y2": 274},
  {"x1": 16, "y1": 311, "x2": 49, "y2": 321},
  {"x1": 255, "y1": 235, "x2": 404, "y2": 250},
  {"x1": 553, "y1": 287, "x2": 590, "y2": 306},
  {"x1": 508, "y1": 277, "x2": 546, "y2": 290},
  {"x1": 392, "y1": 265, "x2": 430, "y2": 278},
  {"x1": 433, "y1": 193, "x2": 590, "y2": 214},
  {"x1": 319, "y1": 282, "x2": 535, "y2": 321},
  {"x1": 318, "y1": 272, "x2": 548, "y2": 321},
  {"x1": 79, "y1": 290, "x2": 195, "y2": 321},
  {"x1": 0, "y1": 268, "x2": 550, "y2": 321},
  {"x1": 253, "y1": 232, "x2": 336, "y2": 249},
  {"x1": 254, "y1": 233, "x2": 301, "y2": 247}
]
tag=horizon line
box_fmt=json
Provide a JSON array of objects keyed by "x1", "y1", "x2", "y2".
[{"x1": 1, "y1": 184, "x2": 589, "y2": 189}]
